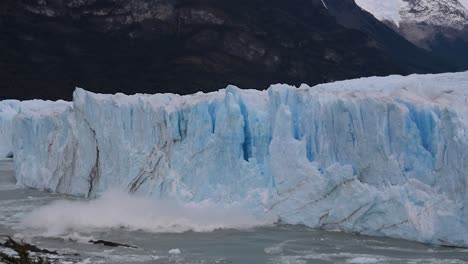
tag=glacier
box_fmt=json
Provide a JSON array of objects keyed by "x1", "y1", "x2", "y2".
[
  {"x1": 0, "y1": 100, "x2": 70, "y2": 158},
  {"x1": 2, "y1": 72, "x2": 468, "y2": 247}
]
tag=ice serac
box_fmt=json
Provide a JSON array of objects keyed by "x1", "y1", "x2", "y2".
[{"x1": 9, "y1": 72, "x2": 468, "y2": 247}]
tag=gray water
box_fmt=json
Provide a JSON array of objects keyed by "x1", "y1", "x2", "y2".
[{"x1": 1, "y1": 159, "x2": 468, "y2": 264}]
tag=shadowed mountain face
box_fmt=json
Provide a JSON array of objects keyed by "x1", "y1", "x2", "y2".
[
  {"x1": 324, "y1": 0, "x2": 456, "y2": 73},
  {"x1": 352, "y1": 0, "x2": 468, "y2": 70},
  {"x1": 0, "y1": 0, "x2": 454, "y2": 100},
  {"x1": 428, "y1": 28, "x2": 468, "y2": 69}
]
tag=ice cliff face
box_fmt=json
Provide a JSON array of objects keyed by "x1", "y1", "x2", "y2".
[
  {"x1": 4, "y1": 72, "x2": 468, "y2": 247},
  {"x1": 0, "y1": 100, "x2": 70, "y2": 158},
  {"x1": 0, "y1": 101, "x2": 20, "y2": 158}
]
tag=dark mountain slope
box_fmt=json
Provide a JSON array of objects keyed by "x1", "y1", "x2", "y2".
[
  {"x1": 324, "y1": 0, "x2": 455, "y2": 73},
  {"x1": 0, "y1": 0, "x2": 452, "y2": 100},
  {"x1": 428, "y1": 29, "x2": 468, "y2": 69},
  {"x1": 350, "y1": 0, "x2": 468, "y2": 70}
]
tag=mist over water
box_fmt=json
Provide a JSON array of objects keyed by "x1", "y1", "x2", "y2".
[{"x1": 22, "y1": 189, "x2": 268, "y2": 237}]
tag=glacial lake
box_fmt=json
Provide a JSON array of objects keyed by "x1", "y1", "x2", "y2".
[{"x1": 1, "y1": 159, "x2": 467, "y2": 264}]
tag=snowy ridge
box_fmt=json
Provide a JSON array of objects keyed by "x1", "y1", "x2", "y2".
[
  {"x1": 355, "y1": 0, "x2": 468, "y2": 29},
  {"x1": 400, "y1": 0, "x2": 468, "y2": 29},
  {"x1": 4, "y1": 72, "x2": 468, "y2": 247}
]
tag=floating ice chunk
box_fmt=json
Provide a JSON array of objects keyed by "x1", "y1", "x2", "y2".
[
  {"x1": 347, "y1": 257, "x2": 380, "y2": 263},
  {"x1": 168, "y1": 248, "x2": 181, "y2": 254}
]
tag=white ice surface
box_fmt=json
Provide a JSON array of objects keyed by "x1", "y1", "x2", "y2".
[{"x1": 4, "y1": 71, "x2": 468, "y2": 247}]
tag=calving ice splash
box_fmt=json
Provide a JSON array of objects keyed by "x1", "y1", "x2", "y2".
[
  {"x1": 22, "y1": 189, "x2": 265, "y2": 236},
  {"x1": 2, "y1": 72, "x2": 468, "y2": 247}
]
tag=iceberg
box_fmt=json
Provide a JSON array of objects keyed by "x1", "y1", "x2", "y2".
[{"x1": 4, "y1": 72, "x2": 468, "y2": 246}]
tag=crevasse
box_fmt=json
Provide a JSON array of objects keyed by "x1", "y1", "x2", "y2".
[{"x1": 3, "y1": 72, "x2": 468, "y2": 246}]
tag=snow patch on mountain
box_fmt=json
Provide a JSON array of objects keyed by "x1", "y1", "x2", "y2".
[
  {"x1": 401, "y1": 0, "x2": 468, "y2": 29},
  {"x1": 458, "y1": 0, "x2": 468, "y2": 9},
  {"x1": 354, "y1": 0, "x2": 407, "y2": 25},
  {"x1": 355, "y1": 0, "x2": 468, "y2": 29},
  {"x1": 321, "y1": 0, "x2": 329, "y2": 9}
]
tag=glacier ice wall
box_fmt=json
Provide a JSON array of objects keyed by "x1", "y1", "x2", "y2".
[
  {"x1": 6, "y1": 72, "x2": 468, "y2": 247},
  {"x1": 0, "y1": 100, "x2": 70, "y2": 158},
  {"x1": 0, "y1": 101, "x2": 20, "y2": 158}
]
